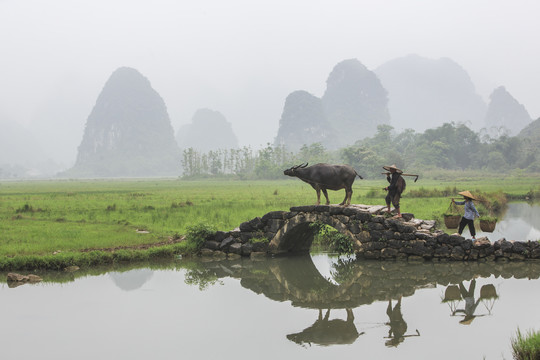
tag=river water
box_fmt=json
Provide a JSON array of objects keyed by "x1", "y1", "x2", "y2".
[
  {"x1": 463, "y1": 202, "x2": 540, "y2": 241},
  {"x1": 2, "y1": 255, "x2": 540, "y2": 360}
]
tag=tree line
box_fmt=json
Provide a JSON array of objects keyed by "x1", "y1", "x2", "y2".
[{"x1": 181, "y1": 122, "x2": 540, "y2": 179}]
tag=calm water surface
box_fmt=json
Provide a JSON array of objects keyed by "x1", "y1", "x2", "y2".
[
  {"x1": 2, "y1": 255, "x2": 540, "y2": 360},
  {"x1": 467, "y1": 202, "x2": 540, "y2": 241}
]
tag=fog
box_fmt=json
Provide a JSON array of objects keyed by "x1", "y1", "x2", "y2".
[{"x1": 1, "y1": 0, "x2": 539, "y2": 168}]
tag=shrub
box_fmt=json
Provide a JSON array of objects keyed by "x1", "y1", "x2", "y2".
[
  {"x1": 511, "y1": 328, "x2": 540, "y2": 360},
  {"x1": 17, "y1": 204, "x2": 33, "y2": 213},
  {"x1": 310, "y1": 222, "x2": 354, "y2": 255},
  {"x1": 185, "y1": 223, "x2": 216, "y2": 251}
]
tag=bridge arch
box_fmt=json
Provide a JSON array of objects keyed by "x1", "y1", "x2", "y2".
[{"x1": 269, "y1": 212, "x2": 358, "y2": 254}]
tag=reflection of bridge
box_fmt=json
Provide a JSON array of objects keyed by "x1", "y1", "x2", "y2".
[
  {"x1": 187, "y1": 256, "x2": 540, "y2": 310},
  {"x1": 185, "y1": 256, "x2": 540, "y2": 347}
]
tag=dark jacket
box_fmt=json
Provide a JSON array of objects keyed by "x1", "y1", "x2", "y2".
[{"x1": 387, "y1": 173, "x2": 402, "y2": 195}]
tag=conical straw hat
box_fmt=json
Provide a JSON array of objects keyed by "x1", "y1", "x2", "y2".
[
  {"x1": 459, "y1": 315, "x2": 475, "y2": 325},
  {"x1": 382, "y1": 164, "x2": 403, "y2": 174},
  {"x1": 458, "y1": 191, "x2": 477, "y2": 200}
]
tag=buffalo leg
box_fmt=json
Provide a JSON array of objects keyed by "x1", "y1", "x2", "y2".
[
  {"x1": 340, "y1": 187, "x2": 352, "y2": 206},
  {"x1": 315, "y1": 188, "x2": 321, "y2": 205},
  {"x1": 321, "y1": 189, "x2": 330, "y2": 205}
]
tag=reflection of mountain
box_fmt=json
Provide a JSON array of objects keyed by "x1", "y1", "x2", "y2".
[{"x1": 109, "y1": 269, "x2": 154, "y2": 291}]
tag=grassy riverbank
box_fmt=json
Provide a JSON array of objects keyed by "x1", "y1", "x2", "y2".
[{"x1": 1, "y1": 175, "x2": 539, "y2": 270}]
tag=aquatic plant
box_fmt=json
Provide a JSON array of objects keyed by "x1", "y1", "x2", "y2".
[{"x1": 511, "y1": 328, "x2": 540, "y2": 360}]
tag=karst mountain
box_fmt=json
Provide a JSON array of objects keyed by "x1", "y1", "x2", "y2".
[
  {"x1": 484, "y1": 86, "x2": 532, "y2": 136},
  {"x1": 65, "y1": 67, "x2": 180, "y2": 177},
  {"x1": 275, "y1": 59, "x2": 390, "y2": 151},
  {"x1": 176, "y1": 108, "x2": 238, "y2": 152}
]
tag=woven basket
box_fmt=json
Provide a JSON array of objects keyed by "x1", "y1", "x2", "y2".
[
  {"x1": 444, "y1": 202, "x2": 461, "y2": 229},
  {"x1": 444, "y1": 215, "x2": 461, "y2": 229},
  {"x1": 480, "y1": 220, "x2": 496, "y2": 232}
]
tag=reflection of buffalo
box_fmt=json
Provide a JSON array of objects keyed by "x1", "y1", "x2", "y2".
[{"x1": 287, "y1": 308, "x2": 364, "y2": 346}]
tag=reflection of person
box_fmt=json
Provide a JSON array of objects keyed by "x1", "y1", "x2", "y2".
[
  {"x1": 385, "y1": 296, "x2": 420, "y2": 347},
  {"x1": 383, "y1": 164, "x2": 405, "y2": 218},
  {"x1": 452, "y1": 191, "x2": 480, "y2": 240},
  {"x1": 386, "y1": 297, "x2": 407, "y2": 346},
  {"x1": 453, "y1": 280, "x2": 481, "y2": 325}
]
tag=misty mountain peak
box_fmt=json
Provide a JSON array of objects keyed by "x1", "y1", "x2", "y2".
[
  {"x1": 375, "y1": 55, "x2": 486, "y2": 131},
  {"x1": 274, "y1": 90, "x2": 333, "y2": 152},
  {"x1": 484, "y1": 86, "x2": 532, "y2": 135},
  {"x1": 176, "y1": 108, "x2": 238, "y2": 152},
  {"x1": 65, "y1": 67, "x2": 180, "y2": 177},
  {"x1": 322, "y1": 58, "x2": 390, "y2": 145}
]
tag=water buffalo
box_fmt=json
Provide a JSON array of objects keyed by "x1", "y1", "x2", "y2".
[{"x1": 283, "y1": 163, "x2": 363, "y2": 206}]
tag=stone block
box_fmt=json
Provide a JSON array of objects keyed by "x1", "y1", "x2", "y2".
[
  {"x1": 451, "y1": 246, "x2": 465, "y2": 261},
  {"x1": 434, "y1": 246, "x2": 451, "y2": 258},
  {"x1": 204, "y1": 240, "x2": 220, "y2": 250},
  {"x1": 220, "y1": 236, "x2": 235, "y2": 250},
  {"x1": 240, "y1": 232, "x2": 254, "y2": 243},
  {"x1": 355, "y1": 231, "x2": 371, "y2": 243},
  {"x1": 336, "y1": 215, "x2": 350, "y2": 224},
  {"x1": 381, "y1": 248, "x2": 399, "y2": 259},
  {"x1": 290, "y1": 205, "x2": 317, "y2": 213},
  {"x1": 229, "y1": 243, "x2": 242, "y2": 255},
  {"x1": 313, "y1": 205, "x2": 331, "y2": 213},
  {"x1": 512, "y1": 241, "x2": 528, "y2": 255},
  {"x1": 266, "y1": 219, "x2": 285, "y2": 233},
  {"x1": 494, "y1": 238, "x2": 512, "y2": 252},
  {"x1": 399, "y1": 233, "x2": 416, "y2": 241},
  {"x1": 355, "y1": 212, "x2": 372, "y2": 222},
  {"x1": 241, "y1": 243, "x2": 253, "y2": 256},
  {"x1": 401, "y1": 213, "x2": 414, "y2": 221},
  {"x1": 214, "y1": 231, "x2": 228, "y2": 243},
  {"x1": 365, "y1": 241, "x2": 385, "y2": 251},
  {"x1": 371, "y1": 215, "x2": 385, "y2": 224},
  {"x1": 349, "y1": 221, "x2": 362, "y2": 234},
  {"x1": 364, "y1": 250, "x2": 381, "y2": 260},
  {"x1": 368, "y1": 222, "x2": 385, "y2": 230},
  {"x1": 261, "y1": 211, "x2": 287, "y2": 221},
  {"x1": 251, "y1": 242, "x2": 269, "y2": 253},
  {"x1": 199, "y1": 248, "x2": 214, "y2": 257}
]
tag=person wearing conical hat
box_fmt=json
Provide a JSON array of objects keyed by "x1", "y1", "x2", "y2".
[
  {"x1": 452, "y1": 191, "x2": 480, "y2": 239},
  {"x1": 383, "y1": 164, "x2": 405, "y2": 218}
]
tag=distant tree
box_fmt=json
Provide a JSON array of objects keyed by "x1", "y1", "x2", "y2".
[
  {"x1": 341, "y1": 145, "x2": 382, "y2": 178},
  {"x1": 295, "y1": 143, "x2": 331, "y2": 164}
]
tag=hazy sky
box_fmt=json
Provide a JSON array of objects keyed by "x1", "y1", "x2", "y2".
[{"x1": 1, "y1": 0, "x2": 539, "y2": 165}]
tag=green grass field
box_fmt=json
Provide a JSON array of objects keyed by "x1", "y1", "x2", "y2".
[{"x1": 1, "y1": 176, "x2": 539, "y2": 260}]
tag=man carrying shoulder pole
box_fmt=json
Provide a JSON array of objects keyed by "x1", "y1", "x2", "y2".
[{"x1": 382, "y1": 164, "x2": 405, "y2": 218}]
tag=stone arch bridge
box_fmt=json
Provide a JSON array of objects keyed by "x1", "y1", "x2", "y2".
[{"x1": 199, "y1": 204, "x2": 540, "y2": 261}]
